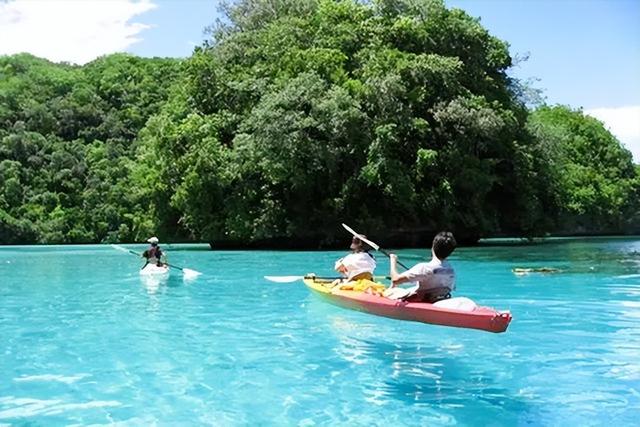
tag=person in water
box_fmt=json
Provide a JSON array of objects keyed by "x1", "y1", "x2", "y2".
[
  {"x1": 387, "y1": 231, "x2": 457, "y2": 303},
  {"x1": 142, "y1": 236, "x2": 166, "y2": 267},
  {"x1": 334, "y1": 235, "x2": 377, "y2": 281}
]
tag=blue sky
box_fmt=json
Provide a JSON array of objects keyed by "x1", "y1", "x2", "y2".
[
  {"x1": 126, "y1": 1, "x2": 215, "y2": 60},
  {"x1": 127, "y1": 0, "x2": 640, "y2": 110},
  {"x1": 449, "y1": 0, "x2": 640, "y2": 109},
  {"x1": 1, "y1": 0, "x2": 638, "y2": 160}
]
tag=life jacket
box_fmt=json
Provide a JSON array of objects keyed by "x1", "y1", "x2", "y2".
[{"x1": 145, "y1": 246, "x2": 162, "y2": 262}]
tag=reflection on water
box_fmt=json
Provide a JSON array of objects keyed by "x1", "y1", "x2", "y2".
[
  {"x1": 322, "y1": 322, "x2": 541, "y2": 425},
  {"x1": 140, "y1": 275, "x2": 164, "y2": 294}
]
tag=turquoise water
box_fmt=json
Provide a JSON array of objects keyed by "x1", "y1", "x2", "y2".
[{"x1": 0, "y1": 238, "x2": 639, "y2": 426}]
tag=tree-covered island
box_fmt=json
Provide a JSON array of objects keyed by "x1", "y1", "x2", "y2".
[{"x1": 1, "y1": 0, "x2": 638, "y2": 247}]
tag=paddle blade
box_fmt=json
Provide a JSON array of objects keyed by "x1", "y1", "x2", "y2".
[
  {"x1": 341, "y1": 223, "x2": 380, "y2": 250},
  {"x1": 264, "y1": 275, "x2": 303, "y2": 283},
  {"x1": 182, "y1": 268, "x2": 202, "y2": 279}
]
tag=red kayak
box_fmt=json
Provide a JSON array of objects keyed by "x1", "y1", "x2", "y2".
[{"x1": 303, "y1": 276, "x2": 512, "y2": 333}]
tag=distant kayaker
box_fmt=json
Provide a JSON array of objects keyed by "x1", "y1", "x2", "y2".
[
  {"x1": 142, "y1": 236, "x2": 166, "y2": 267},
  {"x1": 387, "y1": 231, "x2": 457, "y2": 303},
  {"x1": 334, "y1": 235, "x2": 377, "y2": 281}
]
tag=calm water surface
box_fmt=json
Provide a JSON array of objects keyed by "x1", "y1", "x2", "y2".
[{"x1": 0, "y1": 238, "x2": 639, "y2": 426}]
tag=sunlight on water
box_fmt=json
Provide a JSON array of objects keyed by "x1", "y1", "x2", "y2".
[{"x1": 0, "y1": 238, "x2": 639, "y2": 425}]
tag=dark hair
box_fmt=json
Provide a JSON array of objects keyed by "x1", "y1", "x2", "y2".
[
  {"x1": 432, "y1": 231, "x2": 456, "y2": 260},
  {"x1": 351, "y1": 236, "x2": 371, "y2": 252}
]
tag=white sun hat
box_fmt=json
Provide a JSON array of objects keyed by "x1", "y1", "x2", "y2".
[{"x1": 147, "y1": 236, "x2": 159, "y2": 244}]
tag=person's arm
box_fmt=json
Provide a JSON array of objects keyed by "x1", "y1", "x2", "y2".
[
  {"x1": 389, "y1": 254, "x2": 411, "y2": 287},
  {"x1": 334, "y1": 257, "x2": 347, "y2": 274}
]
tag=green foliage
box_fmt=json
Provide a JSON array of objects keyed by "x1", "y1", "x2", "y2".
[
  {"x1": 1, "y1": 1, "x2": 637, "y2": 245},
  {"x1": 0, "y1": 53, "x2": 181, "y2": 243},
  {"x1": 135, "y1": 0, "x2": 565, "y2": 243},
  {"x1": 528, "y1": 106, "x2": 639, "y2": 232}
]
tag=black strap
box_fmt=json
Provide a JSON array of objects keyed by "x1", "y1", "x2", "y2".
[{"x1": 401, "y1": 288, "x2": 451, "y2": 303}]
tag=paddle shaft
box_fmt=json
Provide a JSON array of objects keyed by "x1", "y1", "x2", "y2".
[
  {"x1": 307, "y1": 275, "x2": 391, "y2": 281},
  {"x1": 341, "y1": 224, "x2": 410, "y2": 270},
  {"x1": 379, "y1": 248, "x2": 409, "y2": 270},
  {"x1": 265, "y1": 275, "x2": 391, "y2": 283},
  {"x1": 113, "y1": 245, "x2": 188, "y2": 273}
]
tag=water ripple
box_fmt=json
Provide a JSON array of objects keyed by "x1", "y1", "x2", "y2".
[{"x1": 1, "y1": 240, "x2": 639, "y2": 425}]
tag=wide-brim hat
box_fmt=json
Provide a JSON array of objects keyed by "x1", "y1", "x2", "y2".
[{"x1": 147, "y1": 236, "x2": 159, "y2": 244}]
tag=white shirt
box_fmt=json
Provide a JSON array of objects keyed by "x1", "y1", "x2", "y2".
[
  {"x1": 335, "y1": 252, "x2": 376, "y2": 280},
  {"x1": 402, "y1": 257, "x2": 455, "y2": 294}
]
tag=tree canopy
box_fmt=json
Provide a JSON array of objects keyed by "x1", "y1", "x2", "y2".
[{"x1": 0, "y1": 53, "x2": 181, "y2": 243}]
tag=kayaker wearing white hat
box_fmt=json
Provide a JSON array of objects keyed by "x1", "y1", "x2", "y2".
[
  {"x1": 142, "y1": 236, "x2": 166, "y2": 267},
  {"x1": 334, "y1": 235, "x2": 377, "y2": 281}
]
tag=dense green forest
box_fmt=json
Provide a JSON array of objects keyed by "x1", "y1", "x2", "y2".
[{"x1": 1, "y1": 0, "x2": 638, "y2": 246}]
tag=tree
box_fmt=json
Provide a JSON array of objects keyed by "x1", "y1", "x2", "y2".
[{"x1": 528, "y1": 105, "x2": 640, "y2": 233}]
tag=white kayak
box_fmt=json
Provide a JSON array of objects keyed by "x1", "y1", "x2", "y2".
[{"x1": 140, "y1": 263, "x2": 170, "y2": 277}]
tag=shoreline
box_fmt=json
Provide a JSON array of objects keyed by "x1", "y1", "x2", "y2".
[{"x1": 2, "y1": 234, "x2": 639, "y2": 250}]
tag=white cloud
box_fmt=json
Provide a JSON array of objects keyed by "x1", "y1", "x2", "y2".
[
  {"x1": 585, "y1": 106, "x2": 640, "y2": 164},
  {"x1": 0, "y1": 0, "x2": 156, "y2": 64}
]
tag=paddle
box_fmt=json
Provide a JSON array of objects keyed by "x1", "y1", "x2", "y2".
[
  {"x1": 341, "y1": 223, "x2": 410, "y2": 270},
  {"x1": 111, "y1": 244, "x2": 202, "y2": 279},
  {"x1": 264, "y1": 275, "x2": 390, "y2": 283}
]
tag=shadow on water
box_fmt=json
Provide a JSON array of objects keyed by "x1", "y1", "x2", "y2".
[
  {"x1": 305, "y1": 293, "x2": 549, "y2": 424},
  {"x1": 347, "y1": 336, "x2": 547, "y2": 424},
  {"x1": 459, "y1": 237, "x2": 640, "y2": 277},
  {"x1": 476, "y1": 235, "x2": 640, "y2": 247}
]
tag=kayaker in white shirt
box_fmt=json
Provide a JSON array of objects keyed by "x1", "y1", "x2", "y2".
[
  {"x1": 386, "y1": 231, "x2": 457, "y2": 303},
  {"x1": 334, "y1": 235, "x2": 377, "y2": 281}
]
